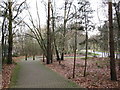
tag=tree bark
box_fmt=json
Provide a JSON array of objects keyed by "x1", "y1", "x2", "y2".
[
  {"x1": 1, "y1": 17, "x2": 6, "y2": 64},
  {"x1": 73, "y1": 6, "x2": 77, "y2": 78},
  {"x1": 33, "y1": 55, "x2": 35, "y2": 60},
  {"x1": 84, "y1": 7, "x2": 88, "y2": 77},
  {"x1": 61, "y1": 1, "x2": 67, "y2": 61},
  {"x1": 1, "y1": 4, "x2": 8, "y2": 64},
  {"x1": 25, "y1": 54, "x2": 27, "y2": 60},
  {"x1": 108, "y1": 1, "x2": 117, "y2": 81},
  {"x1": 47, "y1": 0, "x2": 51, "y2": 64},
  {"x1": 43, "y1": 54, "x2": 45, "y2": 62},
  {"x1": 7, "y1": 1, "x2": 13, "y2": 64},
  {"x1": 114, "y1": 1, "x2": 120, "y2": 70},
  {"x1": 84, "y1": 29, "x2": 88, "y2": 77}
]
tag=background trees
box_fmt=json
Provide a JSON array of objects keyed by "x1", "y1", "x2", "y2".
[
  {"x1": 1, "y1": 0, "x2": 119, "y2": 82},
  {"x1": 0, "y1": 0, "x2": 26, "y2": 64}
]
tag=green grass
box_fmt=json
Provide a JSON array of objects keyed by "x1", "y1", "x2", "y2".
[
  {"x1": 80, "y1": 57, "x2": 93, "y2": 60},
  {"x1": 66, "y1": 80, "x2": 80, "y2": 88},
  {"x1": 10, "y1": 63, "x2": 20, "y2": 88},
  {"x1": 65, "y1": 56, "x2": 81, "y2": 59}
]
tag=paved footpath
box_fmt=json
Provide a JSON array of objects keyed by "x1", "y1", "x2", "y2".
[{"x1": 13, "y1": 57, "x2": 81, "y2": 88}]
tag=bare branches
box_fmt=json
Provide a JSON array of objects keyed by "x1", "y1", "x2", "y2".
[
  {"x1": 36, "y1": 0, "x2": 41, "y2": 31},
  {"x1": 24, "y1": 2, "x2": 47, "y2": 57},
  {"x1": 12, "y1": 0, "x2": 26, "y2": 20},
  {"x1": 66, "y1": 1, "x2": 73, "y2": 20}
]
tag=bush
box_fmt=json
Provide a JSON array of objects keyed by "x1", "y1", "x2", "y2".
[{"x1": 12, "y1": 53, "x2": 19, "y2": 57}]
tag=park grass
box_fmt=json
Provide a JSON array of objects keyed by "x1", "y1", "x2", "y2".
[
  {"x1": 80, "y1": 57, "x2": 93, "y2": 60},
  {"x1": 65, "y1": 56, "x2": 81, "y2": 59},
  {"x1": 10, "y1": 63, "x2": 20, "y2": 88}
]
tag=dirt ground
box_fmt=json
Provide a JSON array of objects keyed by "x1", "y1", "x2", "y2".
[{"x1": 46, "y1": 56, "x2": 120, "y2": 88}]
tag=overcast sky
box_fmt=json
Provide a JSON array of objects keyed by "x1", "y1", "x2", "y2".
[
  {"x1": 23, "y1": 0, "x2": 109, "y2": 36},
  {"x1": 25, "y1": 0, "x2": 106, "y2": 25},
  {"x1": 0, "y1": 0, "x2": 114, "y2": 36}
]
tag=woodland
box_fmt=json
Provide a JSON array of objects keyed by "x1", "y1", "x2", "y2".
[{"x1": 0, "y1": 0, "x2": 120, "y2": 89}]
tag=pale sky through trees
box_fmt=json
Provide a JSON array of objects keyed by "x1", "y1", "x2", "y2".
[
  {"x1": 0, "y1": 0, "x2": 113, "y2": 36},
  {"x1": 25, "y1": 0, "x2": 107, "y2": 36}
]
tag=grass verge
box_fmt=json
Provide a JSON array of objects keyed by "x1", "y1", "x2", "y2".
[
  {"x1": 80, "y1": 57, "x2": 93, "y2": 60},
  {"x1": 10, "y1": 63, "x2": 20, "y2": 88}
]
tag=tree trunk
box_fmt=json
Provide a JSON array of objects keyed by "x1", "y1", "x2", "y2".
[
  {"x1": 108, "y1": 1, "x2": 117, "y2": 81},
  {"x1": 73, "y1": 6, "x2": 77, "y2": 78},
  {"x1": 25, "y1": 54, "x2": 27, "y2": 60},
  {"x1": 84, "y1": 12, "x2": 88, "y2": 77},
  {"x1": 2, "y1": 26, "x2": 5, "y2": 64},
  {"x1": 1, "y1": 7, "x2": 7, "y2": 64},
  {"x1": 7, "y1": 1, "x2": 13, "y2": 64},
  {"x1": 56, "y1": 49, "x2": 60, "y2": 61},
  {"x1": 47, "y1": 0, "x2": 51, "y2": 64},
  {"x1": 2, "y1": 18, "x2": 6, "y2": 63},
  {"x1": 61, "y1": 53, "x2": 64, "y2": 60},
  {"x1": 33, "y1": 55, "x2": 35, "y2": 60},
  {"x1": 61, "y1": 1, "x2": 67, "y2": 61},
  {"x1": 114, "y1": 1, "x2": 120, "y2": 71},
  {"x1": 43, "y1": 54, "x2": 45, "y2": 62},
  {"x1": 84, "y1": 30, "x2": 88, "y2": 77}
]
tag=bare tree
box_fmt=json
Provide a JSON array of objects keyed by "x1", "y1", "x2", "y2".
[
  {"x1": 61, "y1": 0, "x2": 73, "y2": 60},
  {"x1": 108, "y1": 0, "x2": 117, "y2": 81},
  {"x1": 0, "y1": 0, "x2": 26, "y2": 64},
  {"x1": 113, "y1": 1, "x2": 120, "y2": 70}
]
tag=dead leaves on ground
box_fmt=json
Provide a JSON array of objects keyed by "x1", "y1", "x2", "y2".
[
  {"x1": 47, "y1": 57, "x2": 120, "y2": 88},
  {"x1": 2, "y1": 64, "x2": 15, "y2": 88}
]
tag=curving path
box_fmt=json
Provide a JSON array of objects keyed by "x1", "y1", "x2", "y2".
[{"x1": 13, "y1": 57, "x2": 81, "y2": 88}]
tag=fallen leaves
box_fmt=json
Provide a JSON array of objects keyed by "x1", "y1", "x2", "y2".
[
  {"x1": 0, "y1": 72, "x2": 2, "y2": 89},
  {"x1": 2, "y1": 64, "x2": 15, "y2": 88},
  {"x1": 46, "y1": 56, "x2": 120, "y2": 88}
]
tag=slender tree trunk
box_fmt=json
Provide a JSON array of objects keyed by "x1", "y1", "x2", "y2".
[
  {"x1": 47, "y1": 0, "x2": 51, "y2": 64},
  {"x1": 25, "y1": 54, "x2": 27, "y2": 60},
  {"x1": 56, "y1": 49, "x2": 60, "y2": 61},
  {"x1": 51, "y1": 10, "x2": 60, "y2": 61},
  {"x1": 61, "y1": 1, "x2": 67, "y2": 61},
  {"x1": 43, "y1": 54, "x2": 45, "y2": 62},
  {"x1": 33, "y1": 55, "x2": 35, "y2": 60},
  {"x1": 1, "y1": 8, "x2": 7, "y2": 64},
  {"x1": 114, "y1": 1, "x2": 120, "y2": 70},
  {"x1": 73, "y1": 6, "x2": 77, "y2": 78},
  {"x1": 84, "y1": 12, "x2": 88, "y2": 77},
  {"x1": 51, "y1": 52, "x2": 53, "y2": 63},
  {"x1": 2, "y1": 23, "x2": 5, "y2": 63},
  {"x1": 108, "y1": 1, "x2": 117, "y2": 81},
  {"x1": 7, "y1": 1, "x2": 13, "y2": 64},
  {"x1": 84, "y1": 30, "x2": 88, "y2": 77},
  {"x1": 51, "y1": 5, "x2": 55, "y2": 64}
]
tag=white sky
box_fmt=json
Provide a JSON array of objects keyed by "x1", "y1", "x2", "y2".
[
  {"x1": 1, "y1": 0, "x2": 119, "y2": 37},
  {"x1": 26, "y1": 0, "x2": 105, "y2": 24},
  {"x1": 24, "y1": 0, "x2": 108, "y2": 36}
]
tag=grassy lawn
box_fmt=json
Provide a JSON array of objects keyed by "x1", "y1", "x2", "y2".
[
  {"x1": 10, "y1": 63, "x2": 20, "y2": 88},
  {"x1": 65, "y1": 56, "x2": 82, "y2": 59}
]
